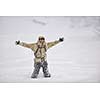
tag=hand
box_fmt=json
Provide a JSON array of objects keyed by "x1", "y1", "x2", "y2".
[
  {"x1": 15, "y1": 40, "x2": 20, "y2": 45},
  {"x1": 59, "y1": 37, "x2": 64, "y2": 42}
]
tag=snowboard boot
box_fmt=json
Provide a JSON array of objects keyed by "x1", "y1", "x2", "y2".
[
  {"x1": 44, "y1": 73, "x2": 51, "y2": 78},
  {"x1": 31, "y1": 75, "x2": 37, "y2": 78}
]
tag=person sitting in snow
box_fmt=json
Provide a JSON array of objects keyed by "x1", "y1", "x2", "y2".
[{"x1": 15, "y1": 36, "x2": 64, "y2": 78}]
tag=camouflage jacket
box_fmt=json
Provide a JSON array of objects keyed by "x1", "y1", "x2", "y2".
[{"x1": 19, "y1": 40, "x2": 60, "y2": 63}]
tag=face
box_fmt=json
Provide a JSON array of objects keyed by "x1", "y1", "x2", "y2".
[{"x1": 39, "y1": 37, "x2": 45, "y2": 43}]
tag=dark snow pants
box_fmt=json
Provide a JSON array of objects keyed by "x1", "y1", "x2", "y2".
[{"x1": 31, "y1": 61, "x2": 51, "y2": 78}]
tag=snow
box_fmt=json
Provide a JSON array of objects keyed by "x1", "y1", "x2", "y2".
[{"x1": 0, "y1": 16, "x2": 100, "y2": 82}]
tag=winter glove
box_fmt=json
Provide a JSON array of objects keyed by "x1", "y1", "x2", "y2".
[
  {"x1": 15, "y1": 40, "x2": 20, "y2": 45},
  {"x1": 59, "y1": 37, "x2": 64, "y2": 42}
]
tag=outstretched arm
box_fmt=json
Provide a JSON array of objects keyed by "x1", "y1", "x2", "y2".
[
  {"x1": 47, "y1": 37, "x2": 64, "y2": 49},
  {"x1": 15, "y1": 40, "x2": 35, "y2": 49}
]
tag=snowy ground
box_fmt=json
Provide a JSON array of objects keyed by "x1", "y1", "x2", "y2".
[{"x1": 0, "y1": 16, "x2": 100, "y2": 82}]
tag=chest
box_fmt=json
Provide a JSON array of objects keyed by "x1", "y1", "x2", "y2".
[{"x1": 32, "y1": 43, "x2": 47, "y2": 52}]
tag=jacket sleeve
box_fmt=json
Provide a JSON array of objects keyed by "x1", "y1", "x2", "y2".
[
  {"x1": 47, "y1": 40, "x2": 60, "y2": 49},
  {"x1": 19, "y1": 42, "x2": 35, "y2": 49}
]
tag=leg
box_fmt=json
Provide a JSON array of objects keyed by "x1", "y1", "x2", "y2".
[
  {"x1": 31, "y1": 62, "x2": 41, "y2": 78},
  {"x1": 42, "y1": 61, "x2": 51, "y2": 77}
]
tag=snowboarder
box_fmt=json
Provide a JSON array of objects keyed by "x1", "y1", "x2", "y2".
[{"x1": 15, "y1": 36, "x2": 64, "y2": 78}]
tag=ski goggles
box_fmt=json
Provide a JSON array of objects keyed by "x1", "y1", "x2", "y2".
[{"x1": 39, "y1": 38, "x2": 45, "y2": 40}]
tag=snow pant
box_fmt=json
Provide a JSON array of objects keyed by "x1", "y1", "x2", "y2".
[{"x1": 31, "y1": 61, "x2": 51, "y2": 78}]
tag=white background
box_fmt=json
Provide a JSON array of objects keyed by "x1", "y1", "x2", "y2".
[{"x1": 0, "y1": 0, "x2": 100, "y2": 100}]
